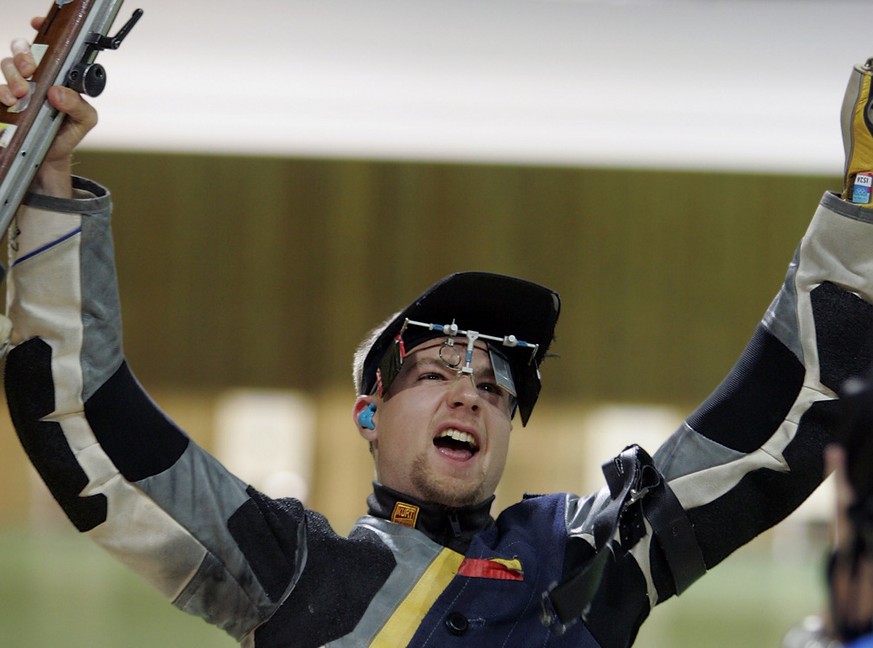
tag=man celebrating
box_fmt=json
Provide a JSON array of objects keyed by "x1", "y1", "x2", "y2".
[{"x1": 5, "y1": 17, "x2": 873, "y2": 647}]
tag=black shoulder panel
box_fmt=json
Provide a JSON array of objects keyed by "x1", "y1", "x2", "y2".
[
  {"x1": 251, "y1": 508, "x2": 396, "y2": 648},
  {"x1": 84, "y1": 361, "x2": 190, "y2": 482},
  {"x1": 811, "y1": 281, "x2": 873, "y2": 392},
  {"x1": 5, "y1": 338, "x2": 107, "y2": 532},
  {"x1": 227, "y1": 487, "x2": 306, "y2": 603}
]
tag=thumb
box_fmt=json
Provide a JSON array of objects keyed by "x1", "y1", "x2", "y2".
[{"x1": 47, "y1": 86, "x2": 82, "y2": 113}]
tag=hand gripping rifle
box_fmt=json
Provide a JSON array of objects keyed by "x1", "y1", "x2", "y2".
[{"x1": 0, "y1": 0, "x2": 142, "y2": 247}]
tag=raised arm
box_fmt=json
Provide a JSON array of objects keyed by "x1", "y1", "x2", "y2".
[{"x1": 0, "y1": 25, "x2": 308, "y2": 644}]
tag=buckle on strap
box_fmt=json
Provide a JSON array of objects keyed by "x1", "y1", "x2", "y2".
[
  {"x1": 643, "y1": 473, "x2": 706, "y2": 595},
  {"x1": 540, "y1": 445, "x2": 706, "y2": 633},
  {"x1": 540, "y1": 445, "x2": 648, "y2": 632}
]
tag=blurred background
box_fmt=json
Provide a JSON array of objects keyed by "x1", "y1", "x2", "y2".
[{"x1": 0, "y1": 0, "x2": 867, "y2": 645}]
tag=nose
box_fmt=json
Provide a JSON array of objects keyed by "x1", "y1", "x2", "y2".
[{"x1": 446, "y1": 372, "x2": 480, "y2": 411}]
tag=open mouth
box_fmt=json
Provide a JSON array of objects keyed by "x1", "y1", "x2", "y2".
[{"x1": 433, "y1": 429, "x2": 480, "y2": 460}]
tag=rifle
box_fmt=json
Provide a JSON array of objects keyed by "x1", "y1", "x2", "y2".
[{"x1": 0, "y1": 0, "x2": 142, "y2": 245}]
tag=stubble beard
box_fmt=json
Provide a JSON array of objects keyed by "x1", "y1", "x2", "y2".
[{"x1": 409, "y1": 454, "x2": 487, "y2": 508}]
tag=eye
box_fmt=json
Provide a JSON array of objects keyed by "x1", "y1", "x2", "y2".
[
  {"x1": 418, "y1": 371, "x2": 447, "y2": 382},
  {"x1": 477, "y1": 381, "x2": 500, "y2": 394}
]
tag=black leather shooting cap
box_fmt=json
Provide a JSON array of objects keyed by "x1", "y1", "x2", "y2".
[{"x1": 358, "y1": 272, "x2": 560, "y2": 426}]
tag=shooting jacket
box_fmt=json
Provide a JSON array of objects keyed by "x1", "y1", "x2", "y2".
[{"x1": 6, "y1": 177, "x2": 873, "y2": 647}]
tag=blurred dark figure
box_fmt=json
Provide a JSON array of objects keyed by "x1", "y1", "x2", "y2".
[{"x1": 783, "y1": 376, "x2": 873, "y2": 648}]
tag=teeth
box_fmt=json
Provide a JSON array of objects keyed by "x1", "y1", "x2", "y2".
[{"x1": 437, "y1": 429, "x2": 478, "y2": 448}]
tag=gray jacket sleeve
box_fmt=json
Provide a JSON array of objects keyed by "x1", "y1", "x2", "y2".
[{"x1": 4, "y1": 177, "x2": 305, "y2": 644}]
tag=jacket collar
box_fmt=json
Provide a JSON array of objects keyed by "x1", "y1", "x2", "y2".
[{"x1": 367, "y1": 482, "x2": 494, "y2": 554}]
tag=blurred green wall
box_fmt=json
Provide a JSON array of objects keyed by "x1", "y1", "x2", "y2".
[{"x1": 76, "y1": 150, "x2": 836, "y2": 404}]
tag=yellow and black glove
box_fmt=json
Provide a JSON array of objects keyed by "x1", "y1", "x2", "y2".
[{"x1": 841, "y1": 57, "x2": 873, "y2": 206}]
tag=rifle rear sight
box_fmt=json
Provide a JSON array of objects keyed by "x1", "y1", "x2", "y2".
[{"x1": 67, "y1": 8, "x2": 142, "y2": 97}]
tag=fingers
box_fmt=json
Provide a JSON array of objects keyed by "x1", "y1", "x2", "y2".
[
  {"x1": 0, "y1": 37, "x2": 37, "y2": 107},
  {"x1": 0, "y1": 57, "x2": 26, "y2": 105},
  {"x1": 1, "y1": 16, "x2": 47, "y2": 106},
  {"x1": 47, "y1": 85, "x2": 96, "y2": 129},
  {"x1": 11, "y1": 37, "x2": 36, "y2": 77},
  {"x1": 1, "y1": 27, "x2": 97, "y2": 151},
  {"x1": 0, "y1": 81, "x2": 15, "y2": 107},
  {"x1": 0, "y1": 17, "x2": 88, "y2": 199}
]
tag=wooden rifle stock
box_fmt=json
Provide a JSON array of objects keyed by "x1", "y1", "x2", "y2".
[{"x1": 0, "y1": 0, "x2": 141, "y2": 240}]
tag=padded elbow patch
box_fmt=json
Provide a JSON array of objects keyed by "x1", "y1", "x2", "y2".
[
  {"x1": 686, "y1": 325, "x2": 804, "y2": 453},
  {"x1": 85, "y1": 361, "x2": 190, "y2": 482},
  {"x1": 689, "y1": 397, "x2": 839, "y2": 567},
  {"x1": 5, "y1": 338, "x2": 108, "y2": 532}
]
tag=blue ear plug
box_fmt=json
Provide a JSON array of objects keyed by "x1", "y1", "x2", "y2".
[{"x1": 358, "y1": 403, "x2": 377, "y2": 430}]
